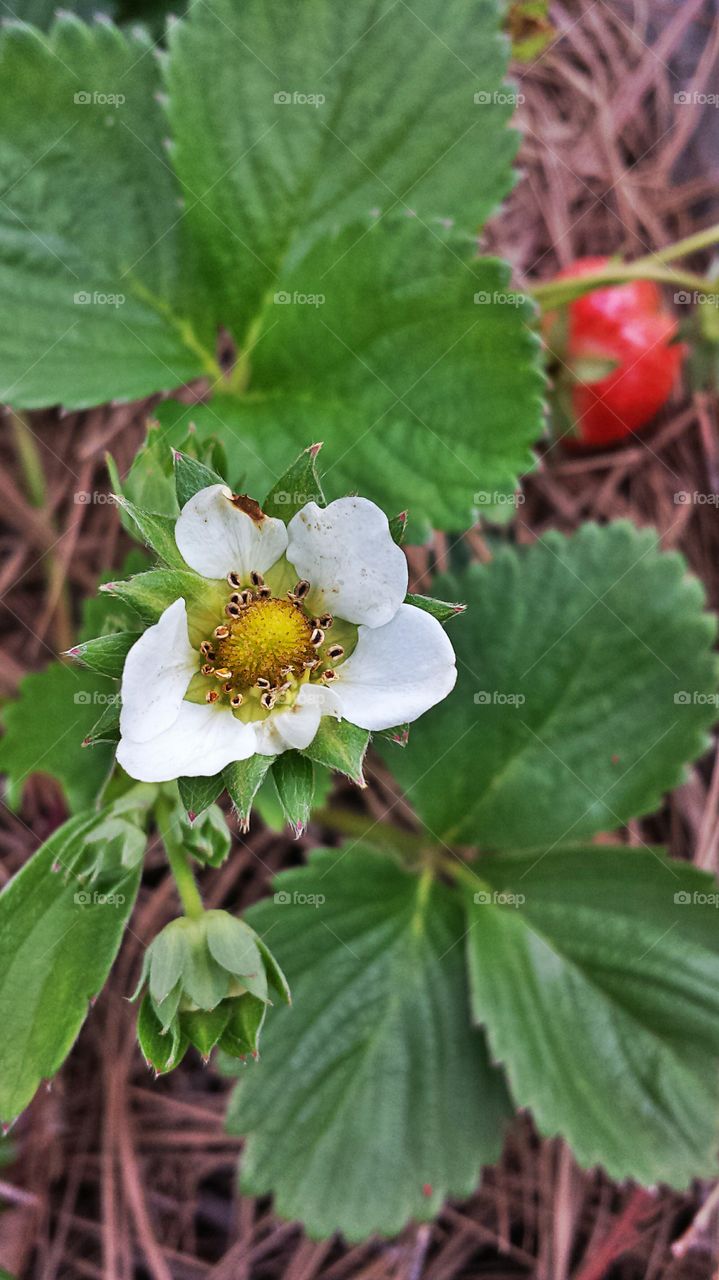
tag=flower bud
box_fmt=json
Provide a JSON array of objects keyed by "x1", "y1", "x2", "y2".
[{"x1": 134, "y1": 910, "x2": 289, "y2": 1072}]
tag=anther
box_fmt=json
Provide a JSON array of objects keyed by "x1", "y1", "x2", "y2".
[
  {"x1": 327, "y1": 644, "x2": 344, "y2": 660},
  {"x1": 229, "y1": 592, "x2": 242, "y2": 605},
  {"x1": 223, "y1": 682, "x2": 233, "y2": 694},
  {"x1": 227, "y1": 571, "x2": 242, "y2": 589},
  {"x1": 215, "y1": 667, "x2": 232, "y2": 680},
  {"x1": 293, "y1": 579, "x2": 311, "y2": 599},
  {"x1": 200, "y1": 641, "x2": 215, "y2": 658},
  {"x1": 260, "y1": 691, "x2": 276, "y2": 710},
  {"x1": 256, "y1": 677, "x2": 271, "y2": 690},
  {"x1": 280, "y1": 664, "x2": 295, "y2": 676},
  {"x1": 240, "y1": 589, "x2": 253, "y2": 605},
  {"x1": 322, "y1": 669, "x2": 337, "y2": 682},
  {"x1": 310, "y1": 628, "x2": 325, "y2": 647},
  {"x1": 319, "y1": 613, "x2": 334, "y2": 629},
  {"x1": 201, "y1": 663, "x2": 215, "y2": 676},
  {"x1": 225, "y1": 602, "x2": 241, "y2": 618},
  {"x1": 214, "y1": 625, "x2": 230, "y2": 639},
  {"x1": 250, "y1": 571, "x2": 264, "y2": 588},
  {"x1": 303, "y1": 658, "x2": 319, "y2": 670},
  {"x1": 230, "y1": 692, "x2": 243, "y2": 708},
  {"x1": 257, "y1": 585, "x2": 272, "y2": 599},
  {"x1": 205, "y1": 690, "x2": 220, "y2": 704}
]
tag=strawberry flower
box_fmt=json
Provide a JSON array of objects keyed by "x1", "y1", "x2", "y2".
[{"x1": 116, "y1": 485, "x2": 457, "y2": 783}]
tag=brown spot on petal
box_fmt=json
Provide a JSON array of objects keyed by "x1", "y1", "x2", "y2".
[{"x1": 229, "y1": 493, "x2": 266, "y2": 524}]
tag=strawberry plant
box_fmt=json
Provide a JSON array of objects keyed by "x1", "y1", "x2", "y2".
[{"x1": 0, "y1": 0, "x2": 718, "y2": 1250}]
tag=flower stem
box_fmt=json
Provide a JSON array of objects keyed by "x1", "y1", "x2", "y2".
[{"x1": 155, "y1": 797, "x2": 205, "y2": 920}]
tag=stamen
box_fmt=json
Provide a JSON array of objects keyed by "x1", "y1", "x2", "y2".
[
  {"x1": 319, "y1": 613, "x2": 334, "y2": 629},
  {"x1": 250, "y1": 571, "x2": 264, "y2": 588},
  {"x1": 227, "y1": 571, "x2": 242, "y2": 589},
  {"x1": 256, "y1": 677, "x2": 271, "y2": 690},
  {"x1": 205, "y1": 690, "x2": 220, "y2": 704},
  {"x1": 303, "y1": 658, "x2": 319, "y2": 670},
  {"x1": 225, "y1": 602, "x2": 241, "y2": 619},
  {"x1": 257, "y1": 585, "x2": 272, "y2": 599},
  {"x1": 214, "y1": 625, "x2": 230, "y2": 640},
  {"x1": 229, "y1": 592, "x2": 242, "y2": 605},
  {"x1": 322, "y1": 669, "x2": 337, "y2": 682},
  {"x1": 215, "y1": 667, "x2": 232, "y2": 680},
  {"x1": 200, "y1": 641, "x2": 215, "y2": 658},
  {"x1": 223, "y1": 682, "x2": 233, "y2": 694},
  {"x1": 260, "y1": 691, "x2": 276, "y2": 710},
  {"x1": 239, "y1": 589, "x2": 253, "y2": 606},
  {"x1": 293, "y1": 579, "x2": 311, "y2": 599},
  {"x1": 311, "y1": 628, "x2": 325, "y2": 647},
  {"x1": 327, "y1": 644, "x2": 344, "y2": 660},
  {"x1": 230, "y1": 692, "x2": 243, "y2": 708},
  {"x1": 201, "y1": 663, "x2": 215, "y2": 676}
]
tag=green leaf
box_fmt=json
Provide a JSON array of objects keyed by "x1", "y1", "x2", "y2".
[
  {"x1": 227, "y1": 847, "x2": 510, "y2": 1241},
  {"x1": 114, "y1": 498, "x2": 188, "y2": 568},
  {"x1": 152, "y1": 237, "x2": 544, "y2": 530},
  {"x1": 68, "y1": 630, "x2": 141, "y2": 678},
  {"x1": 464, "y1": 845, "x2": 719, "y2": 1186},
  {"x1": 111, "y1": 418, "x2": 230, "y2": 518},
  {"x1": 405, "y1": 592, "x2": 466, "y2": 623},
  {"x1": 177, "y1": 774, "x2": 224, "y2": 822},
  {"x1": 166, "y1": 0, "x2": 518, "y2": 342},
  {"x1": 173, "y1": 449, "x2": 225, "y2": 508},
  {"x1": 0, "y1": 17, "x2": 217, "y2": 409},
  {"x1": 380, "y1": 524, "x2": 718, "y2": 847},
  {"x1": 100, "y1": 567, "x2": 206, "y2": 627},
  {"x1": 224, "y1": 755, "x2": 274, "y2": 828},
  {"x1": 271, "y1": 752, "x2": 315, "y2": 836},
  {"x1": 262, "y1": 444, "x2": 325, "y2": 522},
  {"x1": 0, "y1": 812, "x2": 141, "y2": 1122},
  {"x1": 301, "y1": 718, "x2": 369, "y2": 785},
  {"x1": 0, "y1": 662, "x2": 116, "y2": 811}
]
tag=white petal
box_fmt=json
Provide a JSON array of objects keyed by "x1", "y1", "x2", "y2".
[
  {"x1": 253, "y1": 684, "x2": 341, "y2": 756},
  {"x1": 286, "y1": 497, "x2": 407, "y2": 627},
  {"x1": 331, "y1": 604, "x2": 456, "y2": 730},
  {"x1": 117, "y1": 701, "x2": 258, "y2": 783},
  {"x1": 175, "y1": 483, "x2": 288, "y2": 581},
  {"x1": 119, "y1": 598, "x2": 197, "y2": 744}
]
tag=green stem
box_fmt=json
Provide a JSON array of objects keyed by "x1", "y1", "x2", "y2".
[
  {"x1": 156, "y1": 797, "x2": 205, "y2": 920},
  {"x1": 645, "y1": 221, "x2": 719, "y2": 264},
  {"x1": 10, "y1": 410, "x2": 47, "y2": 506}
]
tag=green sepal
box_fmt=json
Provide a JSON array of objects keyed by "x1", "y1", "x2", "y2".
[
  {"x1": 271, "y1": 751, "x2": 315, "y2": 836},
  {"x1": 181, "y1": 805, "x2": 231, "y2": 868},
  {"x1": 101, "y1": 569, "x2": 206, "y2": 626},
  {"x1": 405, "y1": 592, "x2": 466, "y2": 623},
  {"x1": 302, "y1": 718, "x2": 369, "y2": 785},
  {"x1": 219, "y1": 993, "x2": 267, "y2": 1058},
  {"x1": 262, "y1": 444, "x2": 325, "y2": 521},
  {"x1": 182, "y1": 923, "x2": 231, "y2": 1010},
  {"x1": 113, "y1": 497, "x2": 188, "y2": 569},
  {"x1": 256, "y1": 937, "x2": 291, "y2": 1006},
  {"x1": 180, "y1": 1002, "x2": 232, "y2": 1058},
  {"x1": 173, "y1": 448, "x2": 225, "y2": 508},
  {"x1": 147, "y1": 919, "x2": 190, "y2": 1006},
  {"x1": 83, "y1": 696, "x2": 121, "y2": 747},
  {"x1": 388, "y1": 511, "x2": 408, "y2": 545},
  {"x1": 377, "y1": 723, "x2": 410, "y2": 748},
  {"x1": 67, "y1": 631, "x2": 140, "y2": 678},
  {"x1": 205, "y1": 911, "x2": 267, "y2": 998},
  {"x1": 224, "y1": 755, "x2": 274, "y2": 828},
  {"x1": 137, "y1": 994, "x2": 187, "y2": 1075},
  {"x1": 177, "y1": 773, "x2": 225, "y2": 822}
]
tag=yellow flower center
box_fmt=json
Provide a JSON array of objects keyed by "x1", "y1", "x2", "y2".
[{"x1": 214, "y1": 596, "x2": 316, "y2": 690}]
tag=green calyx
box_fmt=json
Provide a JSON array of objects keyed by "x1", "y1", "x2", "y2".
[{"x1": 134, "y1": 910, "x2": 290, "y2": 1072}]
